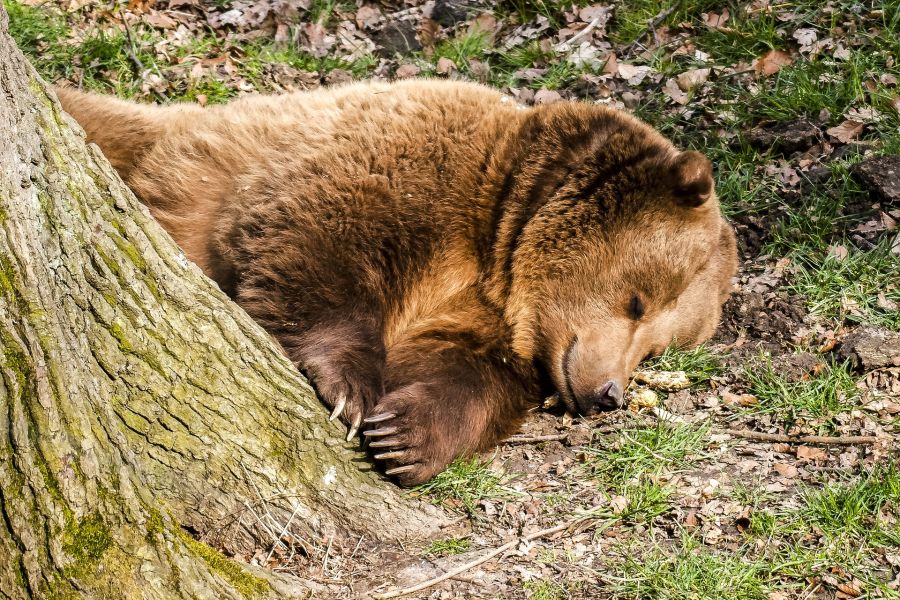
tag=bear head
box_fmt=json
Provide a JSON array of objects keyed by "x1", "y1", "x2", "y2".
[{"x1": 495, "y1": 103, "x2": 737, "y2": 416}]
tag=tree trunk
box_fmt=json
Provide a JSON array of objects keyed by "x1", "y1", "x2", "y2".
[{"x1": 0, "y1": 6, "x2": 446, "y2": 599}]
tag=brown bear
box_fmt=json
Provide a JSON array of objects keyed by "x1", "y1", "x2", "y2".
[{"x1": 56, "y1": 80, "x2": 737, "y2": 486}]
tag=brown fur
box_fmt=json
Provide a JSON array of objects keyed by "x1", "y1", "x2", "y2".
[{"x1": 56, "y1": 80, "x2": 737, "y2": 485}]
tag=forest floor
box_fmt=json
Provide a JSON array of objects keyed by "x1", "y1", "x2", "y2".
[{"x1": 7, "y1": 0, "x2": 900, "y2": 598}]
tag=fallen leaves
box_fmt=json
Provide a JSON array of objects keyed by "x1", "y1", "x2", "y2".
[
  {"x1": 753, "y1": 49, "x2": 793, "y2": 76},
  {"x1": 825, "y1": 119, "x2": 865, "y2": 143}
]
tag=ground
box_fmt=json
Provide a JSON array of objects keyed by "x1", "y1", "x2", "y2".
[{"x1": 6, "y1": 0, "x2": 899, "y2": 598}]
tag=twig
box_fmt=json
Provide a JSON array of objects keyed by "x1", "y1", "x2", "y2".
[
  {"x1": 623, "y1": 0, "x2": 682, "y2": 57},
  {"x1": 320, "y1": 535, "x2": 333, "y2": 578},
  {"x1": 372, "y1": 506, "x2": 609, "y2": 599},
  {"x1": 118, "y1": 10, "x2": 145, "y2": 73},
  {"x1": 554, "y1": 14, "x2": 603, "y2": 52},
  {"x1": 717, "y1": 429, "x2": 880, "y2": 445},
  {"x1": 264, "y1": 502, "x2": 302, "y2": 564},
  {"x1": 505, "y1": 433, "x2": 568, "y2": 444}
]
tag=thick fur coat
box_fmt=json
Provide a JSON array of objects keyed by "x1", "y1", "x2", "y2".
[{"x1": 57, "y1": 80, "x2": 737, "y2": 485}]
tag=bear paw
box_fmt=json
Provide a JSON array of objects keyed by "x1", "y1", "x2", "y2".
[
  {"x1": 305, "y1": 361, "x2": 382, "y2": 442},
  {"x1": 362, "y1": 383, "x2": 458, "y2": 486}
]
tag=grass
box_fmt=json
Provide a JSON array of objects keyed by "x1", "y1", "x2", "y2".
[
  {"x1": 644, "y1": 345, "x2": 724, "y2": 384},
  {"x1": 614, "y1": 533, "x2": 769, "y2": 600},
  {"x1": 424, "y1": 536, "x2": 471, "y2": 557},
  {"x1": 786, "y1": 239, "x2": 900, "y2": 330},
  {"x1": 523, "y1": 578, "x2": 571, "y2": 600},
  {"x1": 586, "y1": 423, "x2": 709, "y2": 485},
  {"x1": 741, "y1": 358, "x2": 860, "y2": 432},
  {"x1": 411, "y1": 456, "x2": 515, "y2": 515},
  {"x1": 801, "y1": 463, "x2": 900, "y2": 542}
]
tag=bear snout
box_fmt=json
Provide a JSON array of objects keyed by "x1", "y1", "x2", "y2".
[
  {"x1": 572, "y1": 379, "x2": 625, "y2": 414},
  {"x1": 563, "y1": 336, "x2": 627, "y2": 415}
]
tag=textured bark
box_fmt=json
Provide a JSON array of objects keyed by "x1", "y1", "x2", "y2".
[{"x1": 0, "y1": 7, "x2": 445, "y2": 599}]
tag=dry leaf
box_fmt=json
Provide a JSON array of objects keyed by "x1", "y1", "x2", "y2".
[
  {"x1": 395, "y1": 63, "x2": 420, "y2": 79},
  {"x1": 676, "y1": 68, "x2": 710, "y2": 92},
  {"x1": 773, "y1": 463, "x2": 798, "y2": 478},
  {"x1": 826, "y1": 120, "x2": 865, "y2": 143},
  {"x1": 144, "y1": 11, "x2": 177, "y2": 29},
  {"x1": 354, "y1": 5, "x2": 380, "y2": 30},
  {"x1": 602, "y1": 53, "x2": 618, "y2": 75},
  {"x1": 754, "y1": 50, "x2": 793, "y2": 76},
  {"x1": 797, "y1": 446, "x2": 826, "y2": 460},
  {"x1": 534, "y1": 89, "x2": 563, "y2": 105},
  {"x1": 703, "y1": 8, "x2": 730, "y2": 31},
  {"x1": 435, "y1": 57, "x2": 456, "y2": 75},
  {"x1": 663, "y1": 77, "x2": 688, "y2": 105}
]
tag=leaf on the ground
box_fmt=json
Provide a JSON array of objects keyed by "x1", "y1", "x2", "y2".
[
  {"x1": 676, "y1": 68, "x2": 710, "y2": 92},
  {"x1": 355, "y1": 5, "x2": 381, "y2": 30},
  {"x1": 773, "y1": 463, "x2": 798, "y2": 478},
  {"x1": 703, "y1": 8, "x2": 731, "y2": 32},
  {"x1": 435, "y1": 57, "x2": 456, "y2": 75},
  {"x1": 609, "y1": 495, "x2": 628, "y2": 514},
  {"x1": 144, "y1": 11, "x2": 178, "y2": 29},
  {"x1": 534, "y1": 89, "x2": 562, "y2": 105},
  {"x1": 826, "y1": 120, "x2": 865, "y2": 143},
  {"x1": 796, "y1": 446, "x2": 826, "y2": 461},
  {"x1": 663, "y1": 77, "x2": 688, "y2": 105},
  {"x1": 617, "y1": 63, "x2": 652, "y2": 85},
  {"x1": 792, "y1": 27, "x2": 817, "y2": 52},
  {"x1": 602, "y1": 53, "x2": 618, "y2": 75},
  {"x1": 827, "y1": 244, "x2": 849, "y2": 261},
  {"x1": 754, "y1": 50, "x2": 792, "y2": 76},
  {"x1": 395, "y1": 63, "x2": 420, "y2": 78}
]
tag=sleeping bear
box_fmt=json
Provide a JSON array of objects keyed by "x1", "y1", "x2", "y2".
[{"x1": 56, "y1": 80, "x2": 737, "y2": 486}]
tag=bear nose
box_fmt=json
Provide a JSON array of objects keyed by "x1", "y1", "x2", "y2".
[{"x1": 579, "y1": 380, "x2": 624, "y2": 414}]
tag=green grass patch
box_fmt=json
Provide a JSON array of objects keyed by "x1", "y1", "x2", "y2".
[
  {"x1": 424, "y1": 536, "x2": 471, "y2": 557},
  {"x1": 614, "y1": 533, "x2": 769, "y2": 600},
  {"x1": 801, "y1": 463, "x2": 900, "y2": 542},
  {"x1": 412, "y1": 455, "x2": 516, "y2": 514},
  {"x1": 742, "y1": 358, "x2": 859, "y2": 432},
  {"x1": 586, "y1": 423, "x2": 709, "y2": 485},
  {"x1": 523, "y1": 578, "x2": 571, "y2": 600},
  {"x1": 785, "y1": 239, "x2": 900, "y2": 330},
  {"x1": 645, "y1": 344, "x2": 723, "y2": 384}
]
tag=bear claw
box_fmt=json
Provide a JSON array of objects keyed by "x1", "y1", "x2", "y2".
[
  {"x1": 362, "y1": 426, "x2": 398, "y2": 437},
  {"x1": 368, "y1": 438, "x2": 400, "y2": 448},
  {"x1": 384, "y1": 465, "x2": 417, "y2": 476},
  {"x1": 345, "y1": 414, "x2": 362, "y2": 441},
  {"x1": 329, "y1": 396, "x2": 346, "y2": 421},
  {"x1": 373, "y1": 451, "x2": 404, "y2": 460},
  {"x1": 363, "y1": 412, "x2": 396, "y2": 424}
]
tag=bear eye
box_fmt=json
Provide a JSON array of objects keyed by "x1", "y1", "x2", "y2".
[{"x1": 628, "y1": 295, "x2": 645, "y2": 320}]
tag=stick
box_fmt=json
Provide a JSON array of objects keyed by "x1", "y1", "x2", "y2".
[
  {"x1": 119, "y1": 10, "x2": 145, "y2": 73},
  {"x1": 373, "y1": 506, "x2": 608, "y2": 599},
  {"x1": 505, "y1": 433, "x2": 568, "y2": 444},
  {"x1": 554, "y1": 14, "x2": 604, "y2": 52},
  {"x1": 716, "y1": 429, "x2": 879, "y2": 445}
]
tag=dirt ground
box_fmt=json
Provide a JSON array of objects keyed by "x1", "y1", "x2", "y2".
[{"x1": 7, "y1": 0, "x2": 900, "y2": 597}]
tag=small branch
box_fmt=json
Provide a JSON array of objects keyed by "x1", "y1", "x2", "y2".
[
  {"x1": 373, "y1": 506, "x2": 609, "y2": 599},
  {"x1": 623, "y1": 0, "x2": 682, "y2": 57},
  {"x1": 717, "y1": 429, "x2": 880, "y2": 445},
  {"x1": 504, "y1": 433, "x2": 568, "y2": 444},
  {"x1": 555, "y1": 14, "x2": 603, "y2": 52},
  {"x1": 118, "y1": 10, "x2": 145, "y2": 73}
]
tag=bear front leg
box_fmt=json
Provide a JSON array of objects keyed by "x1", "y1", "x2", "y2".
[
  {"x1": 364, "y1": 333, "x2": 537, "y2": 486},
  {"x1": 238, "y1": 281, "x2": 386, "y2": 439},
  {"x1": 284, "y1": 323, "x2": 385, "y2": 439}
]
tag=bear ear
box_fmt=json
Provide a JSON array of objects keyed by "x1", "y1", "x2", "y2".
[{"x1": 669, "y1": 150, "x2": 714, "y2": 208}]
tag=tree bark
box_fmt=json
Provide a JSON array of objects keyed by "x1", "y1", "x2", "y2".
[{"x1": 0, "y1": 6, "x2": 446, "y2": 599}]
